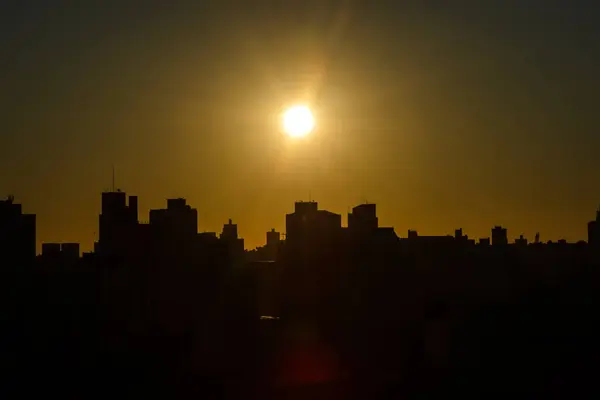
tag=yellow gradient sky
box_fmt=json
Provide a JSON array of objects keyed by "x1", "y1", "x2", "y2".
[{"x1": 1, "y1": 1, "x2": 599, "y2": 252}]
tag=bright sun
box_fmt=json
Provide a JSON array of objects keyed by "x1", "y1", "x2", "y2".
[{"x1": 282, "y1": 105, "x2": 315, "y2": 137}]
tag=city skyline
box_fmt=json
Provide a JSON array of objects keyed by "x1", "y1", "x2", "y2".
[
  {"x1": 2, "y1": 1, "x2": 600, "y2": 251},
  {"x1": 4, "y1": 188, "x2": 599, "y2": 255},
  {"x1": 3, "y1": 2, "x2": 600, "y2": 396}
]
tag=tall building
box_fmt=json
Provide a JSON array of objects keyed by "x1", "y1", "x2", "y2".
[
  {"x1": 347, "y1": 203, "x2": 398, "y2": 247},
  {"x1": 150, "y1": 198, "x2": 198, "y2": 239},
  {"x1": 97, "y1": 190, "x2": 138, "y2": 258},
  {"x1": 263, "y1": 228, "x2": 282, "y2": 261},
  {"x1": 0, "y1": 196, "x2": 36, "y2": 266},
  {"x1": 285, "y1": 201, "x2": 342, "y2": 246},
  {"x1": 491, "y1": 226, "x2": 508, "y2": 246},
  {"x1": 266, "y1": 228, "x2": 281, "y2": 247},
  {"x1": 148, "y1": 198, "x2": 199, "y2": 262},
  {"x1": 221, "y1": 219, "x2": 239, "y2": 242},
  {"x1": 348, "y1": 203, "x2": 378, "y2": 233},
  {"x1": 220, "y1": 219, "x2": 245, "y2": 266},
  {"x1": 588, "y1": 207, "x2": 600, "y2": 248}
]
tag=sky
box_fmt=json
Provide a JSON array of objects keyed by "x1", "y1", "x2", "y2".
[{"x1": 1, "y1": 0, "x2": 599, "y2": 251}]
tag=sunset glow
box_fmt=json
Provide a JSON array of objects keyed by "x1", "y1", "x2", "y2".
[{"x1": 282, "y1": 105, "x2": 315, "y2": 137}]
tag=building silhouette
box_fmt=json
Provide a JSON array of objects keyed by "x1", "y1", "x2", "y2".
[
  {"x1": 221, "y1": 218, "x2": 239, "y2": 241},
  {"x1": 266, "y1": 228, "x2": 281, "y2": 247},
  {"x1": 97, "y1": 190, "x2": 138, "y2": 258},
  {"x1": 0, "y1": 195, "x2": 36, "y2": 267},
  {"x1": 220, "y1": 219, "x2": 245, "y2": 266},
  {"x1": 348, "y1": 203, "x2": 378, "y2": 233},
  {"x1": 244, "y1": 228, "x2": 281, "y2": 263},
  {"x1": 40, "y1": 242, "x2": 80, "y2": 265},
  {"x1": 3, "y1": 191, "x2": 600, "y2": 398},
  {"x1": 346, "y1": 204, "x2": 398, "y2": 248},
  {"x1": 588, "y1": 207, "x2": 600, "y2": 249},
  {"x1": 41, "y1": 243, "x2": 61, "y2": 257},
  {"x1": 150, "y1": 198, "x2": 198, "y2": 239},
  {"x1": 61, "y1": 243, "x2": 80, "y2": 260},
  {"x1": 265, "y1": 228, "x2": 281, "y2": 261},
  {"x1": 285, "y1": 201, "x2": 342, "y2": 247},
  {"x1": 515, "y1": 235, "x2": 528, "y2": 247},
  {"x1": 492, "y1": 226, "x2": 508, "y2": 246},
  {"x1": 145, "y1": 198, "x2": 202, "y2": 264}
]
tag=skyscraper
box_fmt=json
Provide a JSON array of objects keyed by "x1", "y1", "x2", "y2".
[
  {"x1": 97, "y1": 190, "x2": 138, "y2": 258},
  {"x1": 285, "y1": 201, "x2": 342, "y2": 246},
  {"x1": 0, "y1": 196, "x2": 36, "y2": 267},
  {"x1": 266, "y1": 228, "x2": 281, "y2": 247},
  {"x1": 348, "y1": 203, "x2": 378, "y2": 233},
  {"x1": 220, "y1": 219, "x2": 245, "y2": 266},
  {"x1": 150, "y1": 198, "x2": 198, "y2": 239},
  {"x1": 492, "y1": 226, "x2": 508, "y2": 246}
]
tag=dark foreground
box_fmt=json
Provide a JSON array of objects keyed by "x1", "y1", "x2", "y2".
[{"x1": 1, "y1": 255, "x2": 599, "y2": 399}]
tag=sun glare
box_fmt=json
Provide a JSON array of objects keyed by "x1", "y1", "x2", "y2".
[{"x1": 282, "y1": 105, "x2": 315, "y2": 137}]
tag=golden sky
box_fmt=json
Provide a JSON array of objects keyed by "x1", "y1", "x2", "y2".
[{"x1": 1, "y1": 1, "x2": 599, "y2": 252}]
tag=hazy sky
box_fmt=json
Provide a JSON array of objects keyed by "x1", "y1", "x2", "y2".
[{"x1": 1, "y1": 0, "x2": 599, "y2": 251}]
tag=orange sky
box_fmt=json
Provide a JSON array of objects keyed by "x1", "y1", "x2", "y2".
[{"x1": 1, "y1": 1, "x2": 599, "y2": 252}]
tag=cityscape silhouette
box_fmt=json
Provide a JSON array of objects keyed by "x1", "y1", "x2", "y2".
[
  {"x1": 2, "y1": 192, "x2": 600, "y2": 397},
  {"x1": 2, "y1": 1, "x2": 600, "y2": 398}
]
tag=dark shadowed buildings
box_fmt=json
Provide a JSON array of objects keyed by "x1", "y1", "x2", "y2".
[
  {"x1": 265, "y1": 228, "x2": 281, "y2": 261},
  {"x1": 348, "y1": 203, "x2": 378, "y2": 233},
  {"x1": 515, "y1": 235, "x2": 528, "y2": 247},
  {"x1": 479, "y1": 237, "x2": 491, "y2": 247},
  {"x1": 41, "y1": 243, "x2": 61, "y2": 257},
  {"x1": 588, "y1": 207, "x2": 600, "y2": 250},
  {"x1": 492, "y1": 226, "x2": 508, "y2": 246},
  {"x1": 147, "y1": 198, "x2": 204, "y2": 264},
  {"x1": 266, "y1": 228, "x2": 281, "y2": 248},
  {"x1": 221, "y1": 219, "x2": 245, "y2": 266},
  {"x1": 40, "y1": 242, "x2": 80, "y2": 266},
  {"x1": 0, "y1": 195, "x2": 36, "y2": 267},
  {"x1": 150, "y1": 198, "x2": 198, "y2": 239},
  {"x1": 97, "y1": 190, "x2": 138, "y2": 258},
  {"x1": 285, "y1": 201, "x2": 342, "y2": 248}
]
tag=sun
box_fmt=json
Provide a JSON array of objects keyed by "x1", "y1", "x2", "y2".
[{"x1": 282, "y1": 105, "x2": 315, "y2": 137}]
